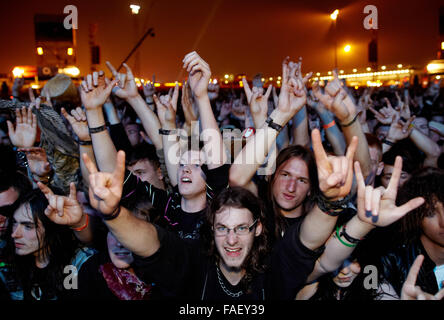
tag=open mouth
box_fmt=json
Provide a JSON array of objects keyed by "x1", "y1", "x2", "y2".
[
  {"x1": 181, "y1": 177, "x2": 192, "y2": 184},
  {"x1": 114, "y1": 251, "x2": 131, "y2": 257},
  {"x1": 225, "y1": 247, "x2": 242, "y2": 257}
]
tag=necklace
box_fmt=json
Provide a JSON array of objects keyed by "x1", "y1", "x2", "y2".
[{"x1": 216, "y1": 265, "x2": 243, "y2": 298}]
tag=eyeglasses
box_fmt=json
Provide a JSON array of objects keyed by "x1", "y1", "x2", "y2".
[{"x1": 214, "y1": 219, "x2": 258, "y2": 237}]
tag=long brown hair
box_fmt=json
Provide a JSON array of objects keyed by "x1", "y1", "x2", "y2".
[
  {"x1": 201, "y1": 186, "x2": 270, "y2": 293},
  {"x1": 267, "y1": 145, "x2": 319, "y2": 238}
]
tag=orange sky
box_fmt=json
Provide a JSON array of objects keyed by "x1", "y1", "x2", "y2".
[{"x1": 0, "y1": 0, "x2": 442, "y2": 82}]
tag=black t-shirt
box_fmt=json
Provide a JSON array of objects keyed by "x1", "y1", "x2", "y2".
[
  {"x1": 132, "y1": 218, "x2": 320, "y2": 300},
  {"x1": 121, "y1": 164, "x2": 230, "y2": 240}
]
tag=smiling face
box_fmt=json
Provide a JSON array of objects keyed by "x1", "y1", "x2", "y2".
[
  {"x1": 107, "y1": 232, "x2": 134, "y2": 269},
  {"x1": 214, "y1": 206, "x2": 262, "y2": 271},
  {"x1": 332, "y1": 259, "x2": 361, "y2": 288},
  {"x1": 272, "y1": 157, "x2": 310, "y2": 217},
  {"x1": 11, "y1": 203, "x2": 43, "y2": 257},
  {"x1": 177, "y1": 150, "x2": 206, "y2": 199}
]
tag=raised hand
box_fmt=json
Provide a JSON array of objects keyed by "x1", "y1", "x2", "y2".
[
  {"x1": 61, "y1": 107, "x2": 90, "y2": 142},
  {"x1": 154, "y1": 83, "x2": 179, "y2": 129},
  {"x1": 181, "y1": 81, "x2": 198, "y2": 125},
  {"x1": 313, "y1": 70, "x2": 356, "y2": 124},
  {"x1": 242, "y1": 77, "x2": 271, "y2": 126},
  {"x1": 182, "y1": 51, "x2": 211, "y2": 99},
  {"x1": 38, "y1": 182, "x2": 86, "y2": 228},
  {"x1": 401, "y1": 255, "x2": 444, "y2": 300},
  {"x1": 142, "y1": 78, "x2": 156, "y2": 98},
  {"x1": 18, "y1": 147, "x2": 51, "y2": 178},
  {"x1": 12, "y1": 77, "x2": 24, "y2": 97},
  {"x1": 106, "y1": 62, "x2": 139, "y2": 101},
  {"x1": 312, "y1": 129, "x2": 358, "y2": 200},
  {"x1": 354, "y1": 156, "x2": 424, "y2": 226},
  {"x1": 79, "y1": 70, "x2": 118, "y2": 110},
  {"x1": 208, "y1": 82, "x2": 220, "y2": 101},
  {"x1": 7, "y1": 106, "x2": 37, "y2": 148},
  {"x1": 277, "y1": 57, "x2": 311, "y2": 117},
  {"x1": 386, "y1": 113, "x2": 415, "y2": 143},
  {"x1": 83, "y1": 150, "x2": 126, "y2": 215}
]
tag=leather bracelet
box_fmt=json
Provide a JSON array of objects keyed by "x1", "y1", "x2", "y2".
[
  {"x1": 335, "y1": 225, "x2": 356, "y2": 247},
  {"x1": 382, "y1": 139, "x2": 394, "y2": 146},
  {"x1": 340, "y1": 114, "x2": 358, "y2": 127},
  {"x1": 316, "y1": 193, "x2": 351, "y2": 214},
  {"x1": 339, "y1": 224, "x2": 362, "y2": 245},
  {"x1": 265, "y1": 117, "x2": 283, "y2": 133},
  {"x1": 158, "y1": 128, "x2": 177, "y2": 135},
  {"x1": 102, "y1": 206, "x2": 121, "y2": 221},
  {"x1": 78, "y1": 140, "x2": 92, "y2": 146},
  {"x1": 89, "y1": 125, "x2": 107, "y2": 134}
]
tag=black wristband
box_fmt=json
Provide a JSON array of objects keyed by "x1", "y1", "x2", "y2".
[
  {"x1": 89, "y1": 125, "x2": 107, "y2": 134},
  {"x1": 158, "y1": 128, "x2": 177, "y2": 135},
  {"x1": 340, "y1": 225, "x2": 363, "y2": 245},
  {"x1": 340, "y1": 113, "x2": 358, "y2": 127},
  {"x1": 382, "y1": 139, "x2": 394, "y2": 146},
  {"x1": 317, "y1": 193, "x2": 351, "y2": 214},
  {"x1": 265, "y1": 117, "x2": 283, "y2": 133},
  {"x1": 78, "y1": 140, "x2": 92, "y2": 146},
  {"x1": 102, "y1": 206, "x2": 121, "y2": 221}
]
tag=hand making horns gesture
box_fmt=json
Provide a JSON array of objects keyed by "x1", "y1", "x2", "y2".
[
  {"x1": 401, "y1": 255, "x2": 444, "y2": 300},
  {"x1": 312, "y1": 128, "x2": 358, "y2": 201},
  {"x1": 37, "y1": 182, "x2": 86, "y2": 229},
  {"x1": 354, "y1": 156, "x2": 424, "y2": 226},
  {"x1": 82, "y1": 150, "x2": 126, "y2": 215}
]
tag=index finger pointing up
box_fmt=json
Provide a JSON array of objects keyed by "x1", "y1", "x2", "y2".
[
  {"x1": 37, "y1": 182, "x2": 54, "y2": 199},
  {"x1": 82, "y1": 152, "x2": 98, "y2": 175},
  {"x1": 106, "y1": 61, "x2": 118, "y2": 78},
  {"x1": 114, "y1": 150, "x2": 126, "y2": 182},
  {"x1": 345, "y1": 136, "x2": 358, "y2": 161},
  {"x1": 386, "y1": 156, "x2": 403, "y2": 199},
  {"x1": 311, "y1": 129, "x2": 329, "y2": 167}
]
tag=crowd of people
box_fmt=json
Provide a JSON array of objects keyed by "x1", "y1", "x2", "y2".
[{"x1": 0, "y1": 51, "x2": 443, "y2": 301}]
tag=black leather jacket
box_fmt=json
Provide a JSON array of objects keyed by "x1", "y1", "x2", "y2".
[{"x1": 379, "y1": 237, "x2": 439, "y2": 296}]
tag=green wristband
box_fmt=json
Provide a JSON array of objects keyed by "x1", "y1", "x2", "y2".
[{"x1": 335, "y1": 225, "x2": 356, "y2": 248}]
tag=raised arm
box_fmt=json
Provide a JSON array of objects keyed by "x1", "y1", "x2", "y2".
[
  {"x1": 153, "y1": 84, "x2": 180, "y2": 187},
  {"x1": 299, "y1": 129, "x2": 357, "y2": 251},
  {"x1": 62, "y1": 107, "x2": 95, "y2": 188},
  {"x1": 83, "y1": 150, "x2": 160, "y2": 257},
  {"x1": 241, "y1": 77, "x2": 271, "y2": 128},
  {"x1": 308, "y1": 87, "x2": 346, "y2": 155},
  {"x1": 106, "y1": 62, "x2": 162, "y2": 150},
  {"x1": 183, "y1": 51, "x2": 227, "y2": 169},
  {"x1": 37, "y1": 181, "x2": 93, "y2": 244},
  {"x1": 313, "y1": 71, "x2": 372, "y2": 179},
  {"x1": 290, "y1": 59, "x2": 311, "y2": 147},
  {"x1": 229, "y1": 57, "x2": 310, "y2": 187},
  {"x1": 80, "y1": 70, "x2": 118, "y2": 173},
  {"x1": 306, "y1": 156, "x2": 425, "y2": 282}
]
